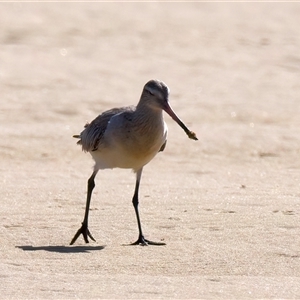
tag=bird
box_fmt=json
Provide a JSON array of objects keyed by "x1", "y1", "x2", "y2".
[{"x1": 70, "y1": 79, "x2": 198, "y2": 246}]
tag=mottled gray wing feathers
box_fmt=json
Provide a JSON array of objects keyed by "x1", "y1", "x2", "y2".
[{"x1": 73, "y1": 106, "x2": 134, "y2": 152}]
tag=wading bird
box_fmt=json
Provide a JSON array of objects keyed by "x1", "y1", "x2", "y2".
[{"x1": 70, "y1": 79, "x2": 197, "y2": 246}]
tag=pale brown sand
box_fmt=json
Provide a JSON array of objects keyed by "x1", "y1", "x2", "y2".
[{"x1": 1, "y1": 2, "x2": 300, "y2": 299}]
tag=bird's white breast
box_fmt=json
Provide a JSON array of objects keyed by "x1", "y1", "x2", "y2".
[{"x1": 91, "y1": 110, "x2": 167, "y2": 171}]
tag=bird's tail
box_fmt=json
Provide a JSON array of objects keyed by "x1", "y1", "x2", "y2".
[{"x1": 73, "y1": 134, "x2": 82, "y2": 146}]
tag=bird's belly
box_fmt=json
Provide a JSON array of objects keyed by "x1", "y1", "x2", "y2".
[
  {"x1": 91, "y1": 117, "x2": 167, "y2": 171},
  {"x1": 90, "y1": 142, "x2": 162, "y2": 171}
]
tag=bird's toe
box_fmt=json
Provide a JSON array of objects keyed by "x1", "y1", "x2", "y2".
[{"x1": 70, "y1": 223, "x2": 96, "y2": 245}]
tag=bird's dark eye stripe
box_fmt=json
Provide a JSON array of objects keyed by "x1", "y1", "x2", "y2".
[{"x1": 147, "y1": 89, "x2": 154, "y2": 95}]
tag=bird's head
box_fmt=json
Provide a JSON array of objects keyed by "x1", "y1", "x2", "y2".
[
  {"x1": 140, "y1": 79, "x2": 198, "y2": 141},
  {"x1": 141, "y1": 79, "x2": 170, "y2": 111}
]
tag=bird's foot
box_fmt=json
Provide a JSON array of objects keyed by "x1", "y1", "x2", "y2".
[
  {"x1": 130, "y1": 234, "x2": 166, "y2": 246},
  {"x1": 70, "y1": 222, "x2": 96, "y2": 245}
]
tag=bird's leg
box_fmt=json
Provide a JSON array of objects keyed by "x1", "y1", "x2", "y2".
[
  {"x1": 70, "y1": 170, "x2": 98, "y2": 245},
  {"x1": 130, "y1": 168, "x2": 166, "y2": 246}
]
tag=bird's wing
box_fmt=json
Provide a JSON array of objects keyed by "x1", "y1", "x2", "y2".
[
  {"x1": 74, "y1": 106, "x2": 134, "y2": 152},
  {"x1": 159, "y1": 140, "x2": 167, "y2": 152}
]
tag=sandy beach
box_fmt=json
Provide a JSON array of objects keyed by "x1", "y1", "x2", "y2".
[{"x1": 1, "y1": 2, "x2": 300, "y2": 299}]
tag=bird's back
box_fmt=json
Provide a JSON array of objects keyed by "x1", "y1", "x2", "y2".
[{"x1": 75, "y1": 106, "x2": 134, "y2": 152}]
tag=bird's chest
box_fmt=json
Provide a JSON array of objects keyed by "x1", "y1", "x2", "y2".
[
  {"x1": 108, "y1": 113, "x2": 167, "y2": 158},
  {"x1": 125, "y1": 118, "x2": 166, "y2": 154}
]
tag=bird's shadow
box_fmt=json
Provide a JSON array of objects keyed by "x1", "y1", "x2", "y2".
[{"x1": 16, "y1": 245, "x2": 105, "y2": 253}]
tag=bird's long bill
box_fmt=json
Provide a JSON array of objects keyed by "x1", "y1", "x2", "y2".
[{"x1": 163, "y1": 101, "x2": 198, "y2": 141}]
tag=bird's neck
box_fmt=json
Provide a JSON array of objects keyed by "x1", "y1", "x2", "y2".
[{"x1": 135, "y1": 102, "x2": 163, "y2": 124}]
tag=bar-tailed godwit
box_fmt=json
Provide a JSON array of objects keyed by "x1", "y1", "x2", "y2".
[{"x1": 70, "y1": 79, "x2": 197, "y2": 246}]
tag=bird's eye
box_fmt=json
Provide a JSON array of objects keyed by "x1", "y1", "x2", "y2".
[{"x1": 146, "y1": 88, "x2": 154, "y2": 96}]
